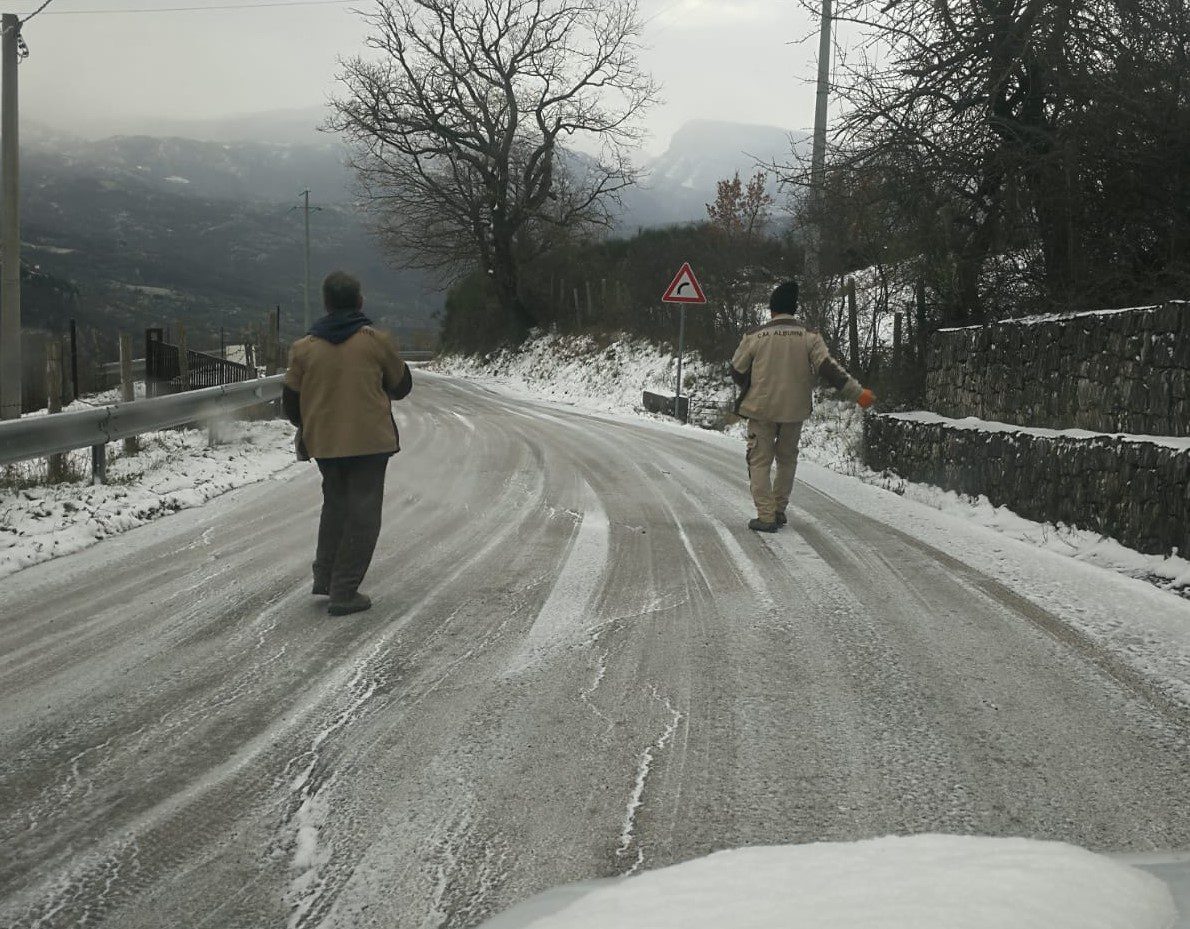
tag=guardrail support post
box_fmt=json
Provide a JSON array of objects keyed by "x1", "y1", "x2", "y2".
[{"x1": 91, "y1": 443, "x2": 106, "y2": 485}]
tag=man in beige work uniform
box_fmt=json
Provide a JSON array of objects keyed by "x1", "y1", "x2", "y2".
[
  {"x1": 730, "y1": 280, "x2": 875, "y2": 532},
  {"x1": 282, "y1": 271, "x2": 412, "y2": 615}
]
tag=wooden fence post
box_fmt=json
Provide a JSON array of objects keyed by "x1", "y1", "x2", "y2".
[
  {"x1": 46, "y1": 341, "x2": 66, "y2": 482},
  {"x1": 120, "y1": 332, "x2": 138, "y2": 456},
  {"x1": 86, "y1": 327, "x2": 103, "y2": 395},
  {"x1": 265, "y1": 309, "x2": 278, "y2": 376},
  {"x1": 69, "y1": 318, "x2": 79, "y2": 401},
  {"x1": 586, "y1": 280, "x2": 594, "y2": 321}
]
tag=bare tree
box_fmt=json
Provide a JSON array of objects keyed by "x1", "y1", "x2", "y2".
[
  {"x1": 330, "y1": 0, "x2": 658, "y2": 335},
  {"x1": 784, "y1": 0, "x2": 1189, "y2": 323},
  {"x1": 703, "y1": 171, "x2": 780, "y2": 339}
]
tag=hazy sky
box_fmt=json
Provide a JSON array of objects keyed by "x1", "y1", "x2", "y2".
[{"x1": 14, "y1": 0, "x2": 823, "y2": 154}]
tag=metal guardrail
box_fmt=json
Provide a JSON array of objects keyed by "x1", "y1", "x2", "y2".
[{"x1": 0, "y1": 375, "x2": 285, "y2": 467}]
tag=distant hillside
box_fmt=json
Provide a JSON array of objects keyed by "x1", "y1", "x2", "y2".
[
  {"x1": 17, "y1": 117, "x2": 806, "y2": 354},
  {"x1": 21, "y1": 129, "x2": 441, "y2": 351}
]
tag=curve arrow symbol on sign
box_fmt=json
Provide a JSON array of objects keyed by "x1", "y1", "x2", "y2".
[{"x1": 662, "y1": 262, "x2": 707, "y2": 304}]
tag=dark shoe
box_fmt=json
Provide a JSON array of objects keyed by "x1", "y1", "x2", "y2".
[
  {"x1": 312, "y1": 580, "x2": 330, "y2": 596},
  {"x1": 748, "y1": 518, "x2": 779, "y2": 533},
  {"x1": 774, "y1": 512, "x2": 787, "y2": 527},
  {"x1": 328, "y1": 593, "x2": 372, "y2": 616}
]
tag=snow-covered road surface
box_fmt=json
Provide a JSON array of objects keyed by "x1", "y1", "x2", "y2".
[{"x1": 2, "y1": 372, "x2": 1188, "y2": 928}]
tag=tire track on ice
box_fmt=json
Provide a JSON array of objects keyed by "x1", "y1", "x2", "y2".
[
  {"x1": 282, "y1": 643, "x2": 390, "y2": 929},
  {"x1": 504, "y1": 481, "x2": 610, "y2": 674},
  {"x1": 2, "y1": 469, "x2": 549, "y2": 929}
]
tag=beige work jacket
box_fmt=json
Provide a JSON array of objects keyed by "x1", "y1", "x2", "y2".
[
  {"x1": 286, "y1": 327, "x2": 407, "y2": 459},
  {"x1": 730, "y1": 314, "x2": 861, "y2": 422}
]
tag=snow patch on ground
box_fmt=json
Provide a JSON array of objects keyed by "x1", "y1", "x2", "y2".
[
  {"x1": 478, "y1": 835, "x2": 1176, "y2": 929},
  {"x1": 0, "y1": 419, "x2": 298, "y2": 580}
]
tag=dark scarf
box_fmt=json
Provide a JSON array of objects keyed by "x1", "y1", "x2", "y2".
[{"x1": 308, "y1": 311, "x2": 373, "y2": 345}]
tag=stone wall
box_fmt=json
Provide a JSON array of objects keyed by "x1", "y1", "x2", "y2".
[
  {"x1": 863, "y1": 413, "x2": 1190, "y2": 556},
  {"x1": 925, "y1": 301, "x2": 1190, "y2": 436}
]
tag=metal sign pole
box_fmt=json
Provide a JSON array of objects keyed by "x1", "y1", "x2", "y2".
[{"x1": 674, "y1": 305, "x2": 686, "y2": 420}]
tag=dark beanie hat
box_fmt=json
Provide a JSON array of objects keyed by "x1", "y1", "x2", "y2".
[{"x1": 770, "y1": 281, "x2": 799, "y2": 315}]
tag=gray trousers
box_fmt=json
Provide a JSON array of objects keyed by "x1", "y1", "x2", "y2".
[
  {"x1": 314, "y1": 454, "x2": 389, "y2": 600},
  {"x1": 745, "y1": 420, "x2": 804, "y2": 521}
]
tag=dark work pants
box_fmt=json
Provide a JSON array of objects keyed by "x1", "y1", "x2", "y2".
[{"x1": 314, "y1": 454, "x2": 390, "y2": 601}]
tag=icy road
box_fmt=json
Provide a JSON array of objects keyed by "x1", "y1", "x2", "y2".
[{"x1": 2, "y1": 373, "x2": 1188, "y2": 928}]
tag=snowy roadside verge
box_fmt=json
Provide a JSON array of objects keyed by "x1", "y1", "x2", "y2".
[
  {"x1": 798, "y1": 403, "x2": 1190, "y2": 597},
  {"x1": 0, "y1": 418, "x2": 299, "y2": 581},
  {"x1": 432, "y1": 330, "x2": 735, "y2": 425}
]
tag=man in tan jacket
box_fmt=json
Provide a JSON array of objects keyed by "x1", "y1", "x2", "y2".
[
  {"x1": 283, "y1": 271, "x2": 411, "y2": 615},
  {"x1": 730, "y1": 280, "x2": 875, "y2": 532}
]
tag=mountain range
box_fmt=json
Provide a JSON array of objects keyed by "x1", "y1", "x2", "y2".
[{"x1": 20, "y1": 113, "x2": 806, "y2": 350}]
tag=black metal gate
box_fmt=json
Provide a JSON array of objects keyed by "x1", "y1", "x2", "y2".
[{"x1": 145, "y1": 328, "x2": 256, "y2": 397}]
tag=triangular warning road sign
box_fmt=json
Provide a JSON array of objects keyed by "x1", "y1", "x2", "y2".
[{"x1": 661, "y1": 262, "x2": 707, "y2": 304}]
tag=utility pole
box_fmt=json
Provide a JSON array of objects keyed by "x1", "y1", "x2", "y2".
[
  {"x1": 302, "y1": 189, "x2": 311, "y2": 331},
  {"x1": 0, "y1": 13, "x2": 20, "y2": 420},
  {"x1": 804, "y1": 0, "x2": 834, "y2": 299},
  {"x1": 290, "y1": 190, "x2": 322, "y2": 332}
]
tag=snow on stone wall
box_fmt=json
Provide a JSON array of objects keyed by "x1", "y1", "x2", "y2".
[
  {"x1": 926, "y1": 301, "x2": 1190, "y2": 436},
  {"x1": 863, "y1": 413, "x2": 1190, "y2": 557}
]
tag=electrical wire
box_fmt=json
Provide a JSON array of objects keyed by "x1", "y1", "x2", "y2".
[
  {"x1": 41, "y1": 0, "x2": 355, "y2": 13},
  {"x1": 20, "y1": 0, "x2": 56, "y2": 26}
]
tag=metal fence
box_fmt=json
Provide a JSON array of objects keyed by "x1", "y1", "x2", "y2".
[{"x1": 146, "y1": 330, "x2": 256, "y2": 395}]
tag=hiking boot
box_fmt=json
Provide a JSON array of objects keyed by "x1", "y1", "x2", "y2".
[
  {"x1": 328, "y1": 592, "x2": 372, "y2": 616},
  {"x1": 774, "y1": 511, "x2": 787, "y2": 527},
  {"x1": 748, "y1": 518, "x2": 779, "y2": 533}
]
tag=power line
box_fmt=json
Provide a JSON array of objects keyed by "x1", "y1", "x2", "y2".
[
  {"x1": 40, "y1": 0, "x2": 354, "y2": 14},
  {"x1": 20, "y1": 0, "x2": 55, "y2": 26}
]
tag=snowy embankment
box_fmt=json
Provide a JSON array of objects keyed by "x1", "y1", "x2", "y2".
[
  {"x1": 437, "y1": 330, "x2": 736, "y2": 424},
  {"x1": 433, "y1": 332, "x2": 1190, "y2": 597},
  {"x1": 0, "y1": 392, "x2": 297, "y2": 580},
  {"x1": 479, "y1": 835, "x2": 1176, "y2": 929}
]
